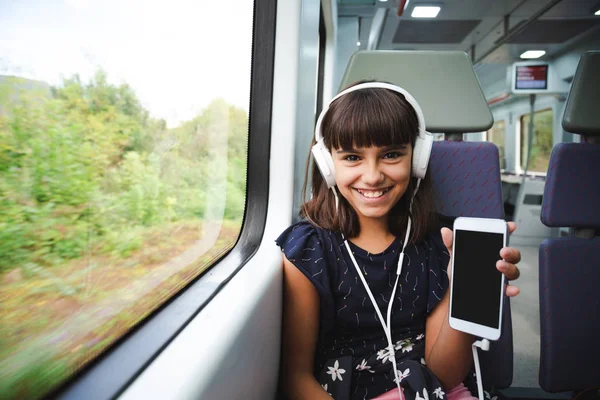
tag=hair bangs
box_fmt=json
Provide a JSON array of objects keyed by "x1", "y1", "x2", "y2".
[{"x1": 323, "y1": 89, "x2": 419, "y2": 151}]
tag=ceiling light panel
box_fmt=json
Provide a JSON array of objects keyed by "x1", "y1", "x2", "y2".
[
  {"x1": 520, "y1": 50, "x2": 546, "y2": 59},
  {"x1": 411, "y1": 6, "x2": 441, "y2": 18}
]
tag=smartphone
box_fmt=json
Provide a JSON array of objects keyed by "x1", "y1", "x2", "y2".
[{"x1": 448, "y1": 217, "x2": 507, "y2": 340}]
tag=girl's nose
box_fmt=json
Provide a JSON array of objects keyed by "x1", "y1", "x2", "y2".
[{"x1": 361, "y1": 163, "x2": 384, "y2": 185}]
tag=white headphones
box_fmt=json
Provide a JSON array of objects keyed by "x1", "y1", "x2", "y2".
[{"x1": 311, "y1": 82, "x2": 433, "y2": 187}]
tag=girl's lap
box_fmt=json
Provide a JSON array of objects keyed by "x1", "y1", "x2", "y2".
[{"x1": 371, "y1": 383, "x2": 477, "y2": 400}]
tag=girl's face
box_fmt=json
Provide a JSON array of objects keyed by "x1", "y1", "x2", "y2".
[{"x1": 332, "y1": 144, "x2": 412, "y2": 226}]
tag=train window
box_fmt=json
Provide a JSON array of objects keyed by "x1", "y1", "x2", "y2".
[
  {"x1": 520, "y1": 108, "x2": 553, "y2": 174},
  {"x1": 486, "y1": 120, "x2": 506, "y2": 169},
  {"x1": 487, "y1": 120, "x2": 505, "y2": 154},
  {"x1": 0, "y1": 1, "x2": 253, "y2": 398}
]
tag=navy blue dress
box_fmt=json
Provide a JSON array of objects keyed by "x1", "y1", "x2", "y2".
[{"x1": 276, "y1": 221, "x2": 452, "y2": 400}]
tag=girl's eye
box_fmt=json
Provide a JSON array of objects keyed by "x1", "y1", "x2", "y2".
[
  {"x1": 344, "y1": 155, "x2": 360, "y2": 162},
  {"x1": 382, "y1": 152, "x2": 401, "y2": 159}
]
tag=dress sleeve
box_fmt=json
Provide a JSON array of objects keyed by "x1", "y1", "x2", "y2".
[
  {"x1": 427, "y1": 230, "x2": 451, "y2": 313},
  {"x1": 276, "y1": 221, "x2": 335, "y2": 334}
]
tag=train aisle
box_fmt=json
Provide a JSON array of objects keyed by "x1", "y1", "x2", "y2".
[{"x1": 511, "y1": 244, "x2": 541, "y2": 389}]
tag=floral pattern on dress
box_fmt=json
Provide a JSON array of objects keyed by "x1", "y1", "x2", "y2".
[{"x1": 277, "y1": 222, "x2": 464, "y2": 400}]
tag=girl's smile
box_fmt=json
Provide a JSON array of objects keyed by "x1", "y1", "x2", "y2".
[{"x1": 354, "y1": 187, "x2": 391, "y2": 199}]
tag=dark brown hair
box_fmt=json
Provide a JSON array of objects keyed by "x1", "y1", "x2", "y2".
[{"x1": 300, "y1": 81, "x2": 438, "y2": 243}]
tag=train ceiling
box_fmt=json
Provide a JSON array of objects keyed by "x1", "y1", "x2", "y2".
[{"x1": 338, "y1": 0, "x2": 600, "y2": 65}]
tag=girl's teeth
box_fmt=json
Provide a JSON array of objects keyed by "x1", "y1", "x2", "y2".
[{"x1": 358, "y1": 189, "x2": 387, "y2": 198}]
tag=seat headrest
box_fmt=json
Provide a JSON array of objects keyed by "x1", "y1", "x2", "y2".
[
  {"x1": 541, "y1": 143, "x2": 600, "y2": 228},
  {"x1": 339, "y1": 51, "x2": 493, "y2": 134},
  {"x1": 562, "y1": 51, "x2": 600, "y2": 136}
]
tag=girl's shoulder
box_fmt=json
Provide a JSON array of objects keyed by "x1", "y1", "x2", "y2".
[
  {"x1": 420, "y1": 227, "x2": 451, "y2": 313},
  {"x1": 275, "y1": 221, "x2": 343, "y2": 280},
  {"x1": 276, "y1": 220, "x2": 338, "y2": 333},
  {"x1": 426, "y1": 227, "x2": 451, "y2": 261},
  {"x1": 416, "y1": 227, "x2": 446, "y2": 253},
  {"x1": 426, "y1": 227, "x2": 444, "y2": 243},
  {"x1": 276, "y1": 220, "x2": 339, "y2": 256}
]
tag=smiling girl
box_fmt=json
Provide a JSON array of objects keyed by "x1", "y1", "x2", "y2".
[{"x1": 276, "y1": 81, "x2": 521, "y2": 400}]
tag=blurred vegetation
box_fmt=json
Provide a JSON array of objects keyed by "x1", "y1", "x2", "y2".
[
  {"x1": 520, "y1": 109, "x2": 553, "y2": 173},
  {"x1": 0, "y1": 71, "x2": 248, "y2": 274},
  {"x1": 0, "y1": 71, "x2": 248, "y2": 399}
]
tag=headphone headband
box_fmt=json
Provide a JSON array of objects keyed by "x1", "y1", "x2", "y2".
[{"x1": 314, "y1": 82, "x2": 427, "y2": 143}]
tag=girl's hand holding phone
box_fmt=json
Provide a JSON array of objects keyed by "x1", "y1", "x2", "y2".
[{"x1": 441, "y1": 221, "x2": 521, "y2": 298}]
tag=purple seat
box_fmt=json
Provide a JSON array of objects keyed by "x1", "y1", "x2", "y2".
[
  {"x1": 430, "y1": 141, "x2": 504, "y2": 220},
  {"x1": 541, "y1": 143, "x2": 600, "y2": 228},
  {"x1": 539, "y1": 143, "x2": 600, "y2": 392},
  {"x1": 539, "y1": 51, "x2": 600, "y2": 393},
  {"x1": 430, "y1": 140, "x2": 513, "y2": 388},
  {"x1": 539, "y1": 237, "x2": 600, "y2": 391}
]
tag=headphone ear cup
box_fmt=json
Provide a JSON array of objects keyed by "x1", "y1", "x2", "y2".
[
  {"x1": 411, "y1": 131, "x2": 434, "y2": 179},
  {"x1": 311, "y1": 140, "x2": 337, "y2": 188}
]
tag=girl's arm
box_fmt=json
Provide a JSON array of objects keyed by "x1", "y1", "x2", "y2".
[
  {"x1": 424, "y1": 224, "x2": 521, "y2": 389},
  {"x1": 424, "y1": 288, "x2": 474, "y2": 389},
  {"x1": 281, "y1": 256, "x2": 332, "y2": 400}
]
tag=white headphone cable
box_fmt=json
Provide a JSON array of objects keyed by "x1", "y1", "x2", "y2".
[
  {"x1": 331, "y1": 180, "x2": 421, "y2": 400},
  {"x1": 472, "y1": 338, "x2": 490, "y2": 400}
]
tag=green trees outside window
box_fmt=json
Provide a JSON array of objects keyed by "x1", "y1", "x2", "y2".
[{"x1": 0, "y1": 71, "x2": 248, "y2": 399}]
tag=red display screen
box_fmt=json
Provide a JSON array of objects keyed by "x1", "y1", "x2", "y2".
[{"x1": 515, "y1": 65, "x2": 548, "y2": 90}]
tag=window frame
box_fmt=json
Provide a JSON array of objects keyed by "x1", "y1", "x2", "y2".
[
  {"x1": 517, "y1": 107, "x2": 554, "y2": 176},
  {"x1": 52, "y1": 0, "x2": 276, "y2": 398}
]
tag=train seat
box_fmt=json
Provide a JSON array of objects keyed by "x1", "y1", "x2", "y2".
[
  {"x1": 429, "y1": 139, "x2": 513, "y2": 389},
  {"x1": 340, "y1": 50, "x2": 513, "y2": 389},
  {"x1": 538, "y1": 50, "x2": 600, "y2": 393}
]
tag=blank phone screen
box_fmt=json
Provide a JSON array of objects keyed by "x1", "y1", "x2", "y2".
[{"x1": 451, "y1": 229, "x2": 503, "y2": 329}]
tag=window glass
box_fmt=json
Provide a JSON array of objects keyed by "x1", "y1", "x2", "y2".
[
  {"x1": 520, "y1": 109, "x2": 553, "y2": 173},
  {"x1": 487, "y1": 120, "x2": 505, "y2": 169},
  {"x1": 0, "y1": 1, "x2": 253, "y2": 398}
]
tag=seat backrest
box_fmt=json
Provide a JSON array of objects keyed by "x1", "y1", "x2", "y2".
[
  {"x1": 539, "y1": 50, "x2": 600, "y2": 392},
  {"x1": 429, "y1": 140, "x2": 504, "y2": 220},
  {"x1": 430, "y1": 139, "x2": 513, "y2": 389},
  {"x1": 340, "y1": 50, "x2": 513, "y2": 389}
]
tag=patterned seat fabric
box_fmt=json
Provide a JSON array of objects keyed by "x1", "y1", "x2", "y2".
[
  {"x1": 541, "y1": 143, "x2": 600, "y2": 228},
  {"x1": 430, "y1": 141, "x2": 504, "y2": 219},
  {"x1": 429, "y1": 140, "x2": 513, "y2": 389},
  {"x1": 539, "y1": 51, "x2": 600, "y2": 393}
]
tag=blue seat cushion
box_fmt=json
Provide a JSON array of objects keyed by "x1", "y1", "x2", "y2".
[{"x1": 539, "y1": 237, "x2": 600, "y2": 392}]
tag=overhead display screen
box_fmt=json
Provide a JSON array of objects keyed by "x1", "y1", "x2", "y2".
[{"x1": 515, "y1": 64, "x2": 548, "y2": 90}]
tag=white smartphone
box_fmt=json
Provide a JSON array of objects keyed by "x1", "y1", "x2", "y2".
[{"x1": 448, "y1": 217, "x2": 507, "y2": 340}]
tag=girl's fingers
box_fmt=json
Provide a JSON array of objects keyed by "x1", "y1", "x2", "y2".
[
  {"x1": 441, "y1": 227, "x2": 453, "y2": 254},
  {"x1": 500, "y1": 247, "x2": 521, "y2": 264},
  {"x1": 507, "y1": 221, "x2": 517, "y2": 234},
  {"x1": 497, "y1": 260, "x2": 520, "y2": 280},
  {"x1": 505, "y1": 284, "x2": 520, "y2": 297}
]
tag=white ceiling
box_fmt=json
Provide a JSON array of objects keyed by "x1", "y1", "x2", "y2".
[{"x1": 338, "y1": 0, "x2": 600, "y2": 65}]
